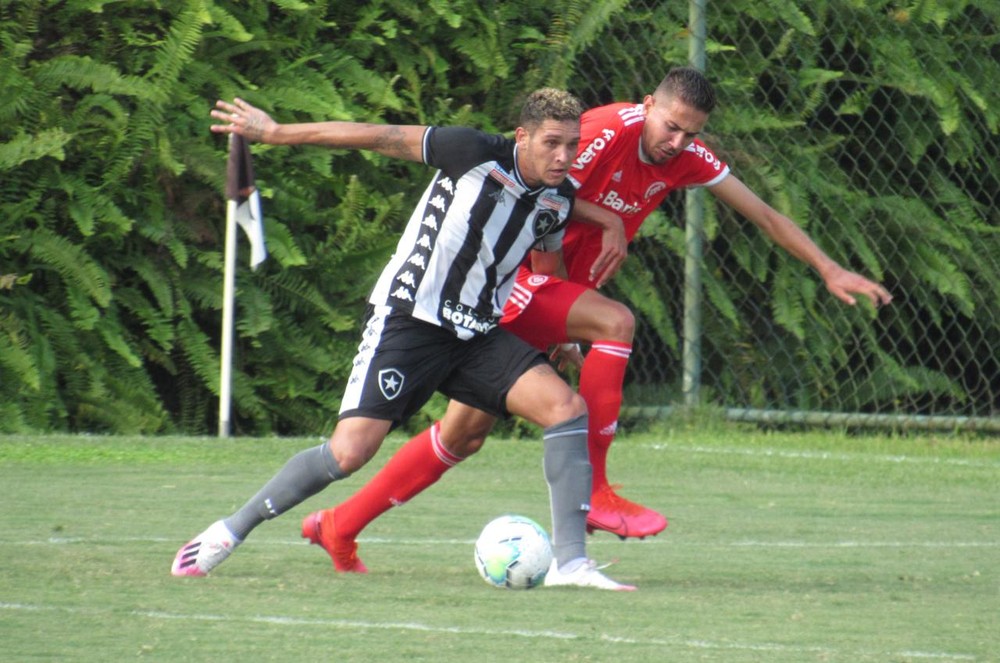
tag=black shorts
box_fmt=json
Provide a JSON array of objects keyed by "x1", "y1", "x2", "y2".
[{"x1": 339, "y1": 305, "x2": 548, "y2": 426}]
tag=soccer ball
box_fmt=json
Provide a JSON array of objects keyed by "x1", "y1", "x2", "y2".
[{"x1": 474, "y1": 514, "x2": 553, "y2": 590}]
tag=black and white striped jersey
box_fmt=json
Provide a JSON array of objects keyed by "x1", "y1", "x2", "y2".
[{"x1": 368, "y1": 126, "x2": 576, "y2": 340}]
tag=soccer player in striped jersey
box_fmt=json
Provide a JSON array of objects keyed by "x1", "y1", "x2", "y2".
[
  {"x1": 317, "y1": 67, "x2": 892, "y2": 553},
  {"x1": 171, "y1": 88, "x2": 636, "y2": 590}
]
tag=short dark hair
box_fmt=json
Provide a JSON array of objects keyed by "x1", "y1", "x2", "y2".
[
  {"x1": 654, "y1": 67, "x2": 717, "y2": 114},
  {"x1": 519, "y1": 88, "x2": 584, "y2": 130}
]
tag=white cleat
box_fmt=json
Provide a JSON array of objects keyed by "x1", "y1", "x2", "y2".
[
  {"x1": 171, "y1": 520, "x2": 241, "y2": 577},
  {"x1": 543, "y1": 559, "x2": 636, "y2": 591}
]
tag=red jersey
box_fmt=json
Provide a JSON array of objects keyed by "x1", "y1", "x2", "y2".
[{"x1": 561, "y1": 102, "x2": 729, "y2": 285}]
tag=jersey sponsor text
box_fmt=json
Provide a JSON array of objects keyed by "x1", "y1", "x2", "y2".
[
  {"x1": 573, "y1": 128, "x2": 616, "y2": 170},
  {"x1": 596, "y1": 189, "x2": 642, "y2": 216},
  {"x1": 441, "y1": 300, "x2": 498, "y2": 334}
]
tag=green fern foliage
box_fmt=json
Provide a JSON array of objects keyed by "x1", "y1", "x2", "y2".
[
  {"x1": 1, "y1": 0, "x2": 997, "y2": 433},
  {"x1": 560, "y1": 0, "x2": 999, "y2": 419}
]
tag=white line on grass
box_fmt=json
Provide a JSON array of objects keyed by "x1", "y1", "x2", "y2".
[
  {"x1": 0, "y1": 602, "x2": 977, "y2": 661},
  {"x1": 730, "y1": 540, "x2": 1000, "y2": 549},
  {"x1": 643, "y1": 443, "x2": 1000, "y2": 468},
  {"x1": 5, "y1": 536, "x2": 1000, "y2": 549}
]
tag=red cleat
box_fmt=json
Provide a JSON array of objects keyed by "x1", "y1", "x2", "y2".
[
  {"x1": 301, "y1": 509, "x2": 368, "y2": 573},
  {"x1": 586, "y1": 484, "x2": 668, "y2": 540}
]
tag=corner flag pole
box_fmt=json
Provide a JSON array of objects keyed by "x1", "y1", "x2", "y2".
[
  {"x1": 219, "y1": 192, "x2": 238, "y2": 437},
  {"x1": 219, "y1": 133, "x2": 267, "y2": 438}
]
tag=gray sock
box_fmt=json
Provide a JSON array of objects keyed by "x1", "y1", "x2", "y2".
[
  {"x1": 542, "y1": 413, "x2": 591, "y2": 566},
  {"x1": 223, "y1": 442, "x2": 347, "y2": 540}
]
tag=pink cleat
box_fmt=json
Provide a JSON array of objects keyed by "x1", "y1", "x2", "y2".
[
  {"x1": 301, "y1": 509, "x2": 368, "y2": 573},
  {"x1": 586, "y1": 484, "x2": 668, "y2": 540}
]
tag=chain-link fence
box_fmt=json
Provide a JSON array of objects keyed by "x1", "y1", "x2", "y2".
[{"x1": 568, "y1": 1, "x2": 1000, "y2": 432}]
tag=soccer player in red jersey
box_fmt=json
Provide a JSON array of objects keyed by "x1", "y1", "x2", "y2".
[{"x1": 308, "y1": 67, "x2": 892, "y2": 568}]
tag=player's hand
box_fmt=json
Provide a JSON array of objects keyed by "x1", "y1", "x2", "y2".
[
  {"x1": 549, "y1": 343, "x2": 584, "y2": 372},
  {"x1": 210, "y1": 98, "x2": 277, "y2": 143},
  {"x1": 589, "y1": 218, "x2": 627, "y2": 288},
  {"x1": 823, "y1": 265, "x2": 893, "y2": 308}
]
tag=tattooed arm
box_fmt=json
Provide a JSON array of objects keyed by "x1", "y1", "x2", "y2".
[{"x1": 210, "y1": 98, "x2": 427, "y2": 162}]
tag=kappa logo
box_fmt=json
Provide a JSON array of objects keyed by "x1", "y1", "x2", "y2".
[
  {"x1": 378, "y1": 368, "x2": 405, "y2": 400},
  {"x1": 437, "y1": 177, "x2": 455, "y2": 194},
  {"x1": 389, "y1": 286, "x2": 413, "y2": 302},
  {"x1": 396, "y1": 270, "x2": 417, "y2": 287}
]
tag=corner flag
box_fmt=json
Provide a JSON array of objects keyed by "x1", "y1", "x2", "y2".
[
  {"x1": 226, "y1": 134, "x2": 267, "y2": 269},
  {"x1": 219, "y1": 133, "x2": 266, "y2": 437}
]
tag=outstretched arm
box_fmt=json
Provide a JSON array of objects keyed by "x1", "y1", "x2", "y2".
[
  {"x1": 709, "y1": 175, "x2": 893, "y2": 307},
  {"x1": 209, "y1": 97, "x2": 428, "y2": 162}
]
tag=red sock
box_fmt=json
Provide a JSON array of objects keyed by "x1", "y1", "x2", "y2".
[
  {"x1": 578, "y1": 340, "x2": 631, "y2": 490},
  {"x1": 333, "y1": 422, "x2": 462, "y2": 539}
]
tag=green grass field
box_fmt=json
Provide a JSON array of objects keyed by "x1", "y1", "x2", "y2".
[{"x1": 1, "y1": 422, "x2": 997, "y2": 662}]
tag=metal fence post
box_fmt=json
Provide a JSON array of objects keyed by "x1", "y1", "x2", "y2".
[{"x1": 682, "y1": 0, "x2": 708, "y2": 409}]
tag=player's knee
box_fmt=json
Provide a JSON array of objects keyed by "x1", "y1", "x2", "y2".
[
  {"x1": 552, "y1": 391, "x2": 587, "y2": 423},
  {"x1": 329, "y1": 437, "x2": 379, "y2": 475},
  {"x1": 439, "y1": 412, "x2": 494, "y2": 458},
  {"x1": 577, "y1": 299, "x2": 635, "y2": 342},
  {"x1": 600, "y1": 302, "x2": 635, "y2": 341},
  {"x1": 442, "y1": 431, "x2": 487, "y2": 458}
]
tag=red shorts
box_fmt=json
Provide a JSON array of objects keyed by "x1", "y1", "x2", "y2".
[{"x1": 500, "y1": 267, "x2": 591, "y2": 350}]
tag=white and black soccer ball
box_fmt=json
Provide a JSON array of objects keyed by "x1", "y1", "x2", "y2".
[{"x1": 474, "y1": 514, "x2": 553, "y2": 590}]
